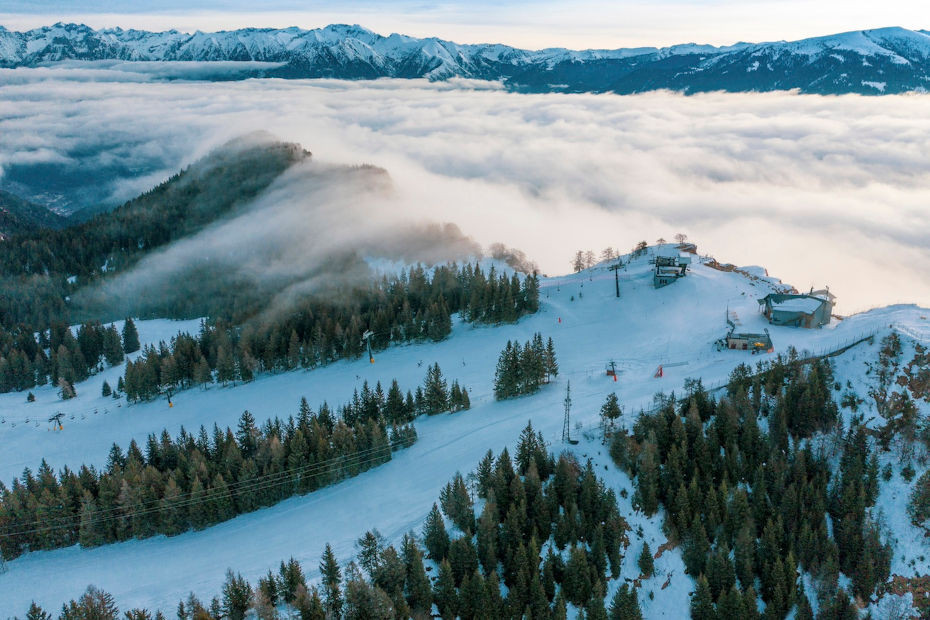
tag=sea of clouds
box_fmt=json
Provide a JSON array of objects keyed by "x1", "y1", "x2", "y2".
[{"x1": 1, "y1": 63, "x2": 929, "y2": 313}]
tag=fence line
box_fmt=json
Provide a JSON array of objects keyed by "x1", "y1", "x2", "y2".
[{"x1": 570, "y1": 329, "x2": 879, "y2": 441}]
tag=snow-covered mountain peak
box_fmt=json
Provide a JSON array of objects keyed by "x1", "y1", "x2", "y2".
[{"x1": 2, "y1": 23, "x2": 929, "y2": 94}]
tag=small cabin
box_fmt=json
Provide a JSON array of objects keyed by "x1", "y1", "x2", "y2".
[
  {"x1": 759, "y1": 290, "x2": 834, "y2": 328},
  {"x1": 718, "y1": 329, "x2": 773, "y2": 353}
]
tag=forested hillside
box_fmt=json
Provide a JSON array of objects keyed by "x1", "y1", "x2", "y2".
[
  {"x1": 0, "y1": 190, "x2": 67, "y2": 240},
  {"x1": 0, "y1": 136, "x2": 308, "y2": 328}
]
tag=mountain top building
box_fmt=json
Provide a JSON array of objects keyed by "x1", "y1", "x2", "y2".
[
  {"x1": 653, "y1": 248, "x2": 692, "y2": 288},
  {"x1": 758, "y1": 289, "x2": 835, "y2": 328}
]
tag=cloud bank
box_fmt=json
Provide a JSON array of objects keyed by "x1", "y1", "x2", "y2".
[{"x1": 2, "y1": 66, "x2": 929, "y2": 312}]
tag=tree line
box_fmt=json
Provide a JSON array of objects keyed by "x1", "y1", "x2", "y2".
[
  {"x1": 610, "y1": 356, "x2": 891, "y2": 619},
  {"x1": 116, "y1": 263, "x2": 535, "y2": 403},
  {"x1": 493, "y1": 333, "x2": 558, "y2": 400},
  {"x1": 0, "y1": 318, "x2": 139, "y2": 397},
  {"x1": 21, "y1": 423, "x2": 643, "y2": 620},
  {"x1": 0, "y1": 383, "x2": 429, "y2": 559}
]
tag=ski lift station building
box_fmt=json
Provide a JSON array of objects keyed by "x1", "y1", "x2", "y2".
[
  {"x1": 653, "y1": 249, "x2": 692, "y2": 288},
  {"x1": 758, "y1": 290, "x2": 835, "y2": 328}
]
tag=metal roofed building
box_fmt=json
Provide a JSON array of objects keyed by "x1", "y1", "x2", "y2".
[{"x1": 759, "y1": 290, "x2": 835, "y2": 328}]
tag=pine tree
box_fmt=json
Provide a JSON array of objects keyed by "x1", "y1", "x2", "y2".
[
  {"x1": 424, "y1": 363, "x2": 448, "y2": 414},
  {"x1": 221, "y1": 570, "x2": 252, "y2": 620},
  {"x1": 638, "y1": 541, "x2": 654, "y2": 578},
  {"x1": 294, "y1": 585, "x2": 326, "y2": 620},
  {"x1": 194, "y1": 357, "x2": 212, "y2": 388},
  {"x1": 401, "y1": 533, "x2": 432, "y2": 615},
  {"x1": 609, "y1": 584, "x2": 642, "y2": 620},
  {"x1": 356, "y1": 530, "x2": 384, "y2": 579},
  {"x1": 423, "y1": 503, "x2": 450, "y2": 560},
  {"x1": 122, "y1": 318, "x2": 140, "y2": 354},
  {"x1": 216, "y1": 346, "x2": 235, "y2": 386},
  {"x1": 545, "y1": 337, "x2": 559, "y2": 381},
  {"x1": 689, "y1": 575, "x2": 716, "y2": 620},
  {"x1": 103, "y1": 325, "x2": 124, "y2": 366},
  {"x1": 433, "y1": 559, "x2": 458, "y2": 620},
  {"x1": 101, "y1": 380, "x2": 112, "y2": 397},
  {"x1": 601, "y1": 392, "x2": 622, "y2": 436},
  {"x1": 320, "y1": 543, "x2": 343, "y2": 618},
  {"x1": 25, "y1": 601, "x2": 52, "y2": 620}
]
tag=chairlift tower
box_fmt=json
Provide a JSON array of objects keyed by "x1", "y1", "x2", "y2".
[
  {"x1": 361, "y1": 330, "x2": 375, "y2": 363},
  {"x1": 562, "y1": 381, "x2": 576, "y2": 444},
  {"x1": 608, "y1": 262, "x2": 622, "y2": 298}
]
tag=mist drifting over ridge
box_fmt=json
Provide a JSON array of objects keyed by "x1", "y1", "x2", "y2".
[{"x1": 2, "y1": 67, "x2": 930, "y2": 312}]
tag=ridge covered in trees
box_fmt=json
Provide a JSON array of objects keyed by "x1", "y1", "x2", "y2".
[
  {"x1": 21, "y1": 423, "x2": 637, "y2": 619},
  {"x1": 0, "y1": 379, "x2": 434, "y2": 558},
  {"x1": 0, "y1": 262, "x2": 538, "y2": 398},
  {"x1": 0, "y1": 139, "x2": 309, "y2": 329},
  {"x1": 119, "y1": 263, "x2": 536, "y2": 402},
  {"x1": 611, "y1": 355, "x2": 891, "y2": 618}
]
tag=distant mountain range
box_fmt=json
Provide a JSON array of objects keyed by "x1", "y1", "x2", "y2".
[{"x1": 2, "y1": 23, "x2": 930, "y2": 94}]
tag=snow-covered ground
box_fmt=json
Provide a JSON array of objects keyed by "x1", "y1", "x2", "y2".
[{"x1": 0, "y1": 246, "x2": 928, "y2": 615}]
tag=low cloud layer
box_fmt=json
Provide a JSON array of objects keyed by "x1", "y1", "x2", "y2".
[{"x1": 2, "y1": 65, "x2": 929, "y2": 312}]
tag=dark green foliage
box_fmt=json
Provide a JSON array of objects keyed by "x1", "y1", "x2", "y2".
[
  {"x1": 609, "y1": 583, "x2": 641, "y2": 620},
  {"x1": 421, "y1": 447, "x2": 629, "y2": 618},
  {"x1": 30, "y1": 444, "x2": 632, "y2": 620},
  {"x1": 122, "y1": 318, "x2": 140, "y2": 354},
  {"x1": 690, "y1": 575, "x2": 716, "y2": 620},
  {"x1": 0, "y1": 260, "x2": 537, "y2": 399},
  {"x1": 440, "y1": 472, "x2": 475, "y2": 534},
  {"x1": 433, "y1": 559, "x2": 458, "y2": 619},
  {"x1": 59, "y1": 585, "x2": 119, "y2": 620},
  {"x1": 0, "y1": 392, "x2": 414, "y2": 558},
  {"x1": 637, "y1": 541, "x2": 654, "y2": 578},
  {"x1": 320, "y1": 543, "x2": 343, "y2": 617},
  {"x1": 423, "y1": 503, "x2": 450, "y2": 561},
  {"x1": 493, "y1": 332, "x2": 556, "y2": 399},
  {"x1": 221, "y1": 570, "x2": 252, "y2": 620},
  {"x1": 25, "y1": 602, "x2": 52, "y2": 620},
  {"x1": 611, "y1": 359, "x2": 891, "y2": 617},
  {"x1": 909, "y1": 469, "x2": 930, "y2": 526},
  {"x1": 601, "y1": 392, "x2": 623, "y2": 435}
]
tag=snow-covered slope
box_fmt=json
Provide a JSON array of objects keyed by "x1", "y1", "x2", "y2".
[
  {"x1": 2, "y1": 23, "x2": 930, "y2": 94},
  {"x1": 0, "y1": 247, "x2": 928, "y2": 613}
]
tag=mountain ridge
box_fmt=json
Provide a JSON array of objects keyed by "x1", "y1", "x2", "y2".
[
  {"x1": 0, "y1": 189, "x2": 68, "y2": 240},
  {"x1": 2, "y1": 22, "x2": 930, "y2": 94}
]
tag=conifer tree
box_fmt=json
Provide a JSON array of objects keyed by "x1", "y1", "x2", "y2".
[
  {"x1": 401, "y1": 533, "x2": 432, "y2": 614},
  {"x1": 121, "y1": 318, "x2": 140, "y2": 354},
  {"x1": 356, "y1": 530, "x2": 384, "y2": 579},
  {"x1": 638, "y1": 541, "x2": 654, "y2": 578},
  {"x1": 433, "y1": 559, "x2": 458, "y2": 620},
  {"x1": 25, "y1": 601, "x2": 52, "y2": 620},
  {"x1": 690, "y1": 575, "x2": 716, "y2": 620},
  {"x1": 423, "y1": 503, "x2": 450, "y2": 561},
  {"x1": 601, "y1": 392, "x2": 622, "y2": 436},
  {"x1": 320, "y1": 543, "x2": 343, "y2": 618},
  {"x1": 194, "y1": 357, "x2": 212, "y2": 388},
  {"x1": 221, "y1": 570, "x2": 252, "y2": 620},
  {"x1": 609, "y1": 584, "x2": 641, "y2": 620},
  {"x1": 101, "y1": 380, "x2": 112, "y2": 397},
  {"x1": 424, "y1": 363, "x2": 448, "y2": 414}
]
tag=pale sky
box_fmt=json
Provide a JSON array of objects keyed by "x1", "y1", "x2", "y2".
[{"x1": 1, "y1": 0, "x2": 927, "y2": 49}]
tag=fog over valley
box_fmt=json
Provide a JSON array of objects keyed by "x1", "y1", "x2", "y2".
[{"x1": 2, "y1": 65, "x2": 929, "y2": 312}]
